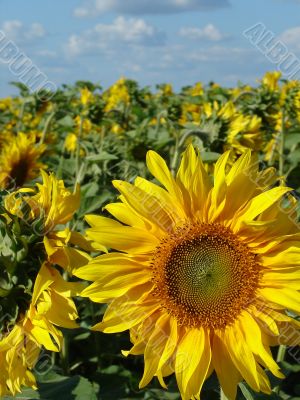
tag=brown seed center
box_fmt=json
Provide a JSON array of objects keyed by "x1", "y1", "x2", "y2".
[{"x1": 151, "y1": 223, "x2": 261, "y2": 329}]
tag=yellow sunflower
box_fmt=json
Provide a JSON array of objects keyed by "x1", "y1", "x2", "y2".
[
  {"x1": 261, "y1": 71, "x2": 282, "y2": 91},
  {"x1": 0, "y1": 262, "x2": 82, "y2": 396},
  {"x1": 4, "y1": 170, "x2": 91, "y2": 272},
  {"x1": 226, "y1": 113, "x2": 263, "y2": 157},
  {"x1": 75, "y1": 146, "x2": 300, "y2": 399},
  {"x1": 0, "y1": 132, "x2": 46, "y2": 189},
  {"x1": 1, "y1": 169, "x2": 86, "y2": 396},
  {"x1": 104, "y1": 77, "x2": 130, "y2": 113}
]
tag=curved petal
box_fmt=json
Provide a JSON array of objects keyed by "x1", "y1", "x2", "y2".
[
  {"x1": 175, "y1": 327, "x2": 211, "y2": 399},
  {"x1": 139, "y1": 313, "x2": 170, "y2": 388},
  {"x1": 212, "y1": 333, "x2": 241, "y2": 400}
]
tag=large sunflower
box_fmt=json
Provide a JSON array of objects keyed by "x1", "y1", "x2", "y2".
[
  {"x1": 0, "y1": 132, "x2": 46, "y2": 189},
  {"x1": 75, "y1": 146, "x2": 300, "y2": 399}
]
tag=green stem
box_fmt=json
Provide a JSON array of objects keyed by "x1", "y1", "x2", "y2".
[
  {"x1": 16, "y1": 100, "x2": 26, "y2": 133},
  {"x1": 276, "y1": 344, "x2": 287, "y2": 363},
  {"x1": 274, "y1": 345, "x2": 286, "y2": 395},
  {"x1": 61, "y1": 335, "x2": 70, "y2": 375},
  {"x1": 39, "y1": 111, "x2": 56, "y2": 145},
  {"x1": 91, "y1": 302, "x2": 102, "y2": 372},
  {"x1": 170, "y1": 129, "x2": 210, "y2": 175},
  {"x1": 75, "y1": 115, "x2": 84, "y2": 189},
  {"x1": 170, "y1": 134, "x2": 180, "y2": 176},
  {"x1": 278, "y1": 110, "x2": 286, "y2": 182},
  {"x1": 267, "y1": 129, "x2": 281, "y2": 167},
  {"x1": 60, "y1": 270, "x2": 70, "y2": 375}
]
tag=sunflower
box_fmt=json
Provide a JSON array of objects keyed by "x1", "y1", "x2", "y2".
[
  {"x1": 261, "y1": 71, "x2": 282, "y2": 91},
  {"x1": 4, "y1": 170, "x2": 91, "y2": 272},
  {"x1": 0, "y1": 132, "x2": 46, "y2": 189},
  {"x1": 226, "y1": 113, "x2": 263, "y2": 157},
  {"x1": 75, "y1": 146, "x2": 300, "y2": 399},
  {"x1": 0, "y1": 262, "x2": 82, "y2": 396},
  {"x1": 104, "y1": 77, "x2": 130, "y2": 113},
  {"x1": 0, "y1": 170, "x2": 86, "y2": 396}
]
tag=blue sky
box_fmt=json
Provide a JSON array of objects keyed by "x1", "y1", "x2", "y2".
[{"x1": 0, "y1": 0, "x2": 300, "y2": 96}]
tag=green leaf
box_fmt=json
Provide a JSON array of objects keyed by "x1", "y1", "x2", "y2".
[
  {"x1": 37, "y1": 373, "x2": 97, "y2": 400},
  {"x1": 285, "y1": 133, "x2": 300, "y2": 149},
  {"x1": 58, "y1": 115, "x2": 74, "y2": 128},
  {"x1": 86, "y1": 152, "x2": 119, "y2": 162}
]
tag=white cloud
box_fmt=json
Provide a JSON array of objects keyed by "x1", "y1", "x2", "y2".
[
  {"x1": 66, "y1": 16, "x2": 165, "y2": 56},
  {"x1": 74, "y1": 0, "x2": 229, "y2": 17},
  {"x1": 27, "y1": 22, "x2": 45, "y2": 39},
  {"x1": 179, "y1": 24, "x2": 225, "y2": 41},
  {"x1": 1, "y1": 20, "x2": 45, "y2": 42},
  {"x1": 1, "y1": 20, "x2": 23, "y2": 41},
  {"x1": 279, "y1": 26, "x2": 300, "y2": 50}
]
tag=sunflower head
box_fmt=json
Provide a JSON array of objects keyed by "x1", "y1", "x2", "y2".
[
  {"x1": 5, "y1": 170, "x2": 80, "y2": 232},
  {"x1": 104, "y1": 77, "x2": 130, "y2": 112},
  {"x1": 0, "y1": 172, "x2": 83, "y2": 396},
  {"x1": 0, "y1": 132, "x2": 46, "y2": 190},
  {"x1": 261, "y1": 71, "x2": 282, "y2": 91},
  {"x1": 75, "y1": 145, "x2": 300, "y2": 400}
]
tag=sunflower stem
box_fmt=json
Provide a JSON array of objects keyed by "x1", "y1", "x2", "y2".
[
  {"x1": 91, "y1": 302, "x2": 102, "y2": 372},
  {"x1": 74, "y1": 115, "x2": 84, "y2": 188},
  {"x1": 276, "y1": 344, "x2": 287, "y2": 363},
  {"x1": 220, "y1": 388, "x2": 229, "y2": 400},
  {"x1": 16, "y1": 99, "x2": 26, "y2": 133},
  {"x1": 170, "y1": 134, "x2": 180, "y2": 176},
  {"x1": 39, "y1": 111, "x2": 55, "y2": 145},
  {"x1": 61, "y1": 334, "x2": 70, "y2": 375},
  {"x1": 170, "y1": 129, "x2": 209, "y2": 175},
  {"x1": 278, "y1": 110, "x2": 286, "y2": 183},
  {"x1": 61, "y1": 270, "x2": 70, "y2": 375}
]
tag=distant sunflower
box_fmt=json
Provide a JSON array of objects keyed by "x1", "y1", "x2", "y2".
[
  {"x1": 0, "y1": 132, "x2": 46, "y2": 189},
  {"x1": 75, "y1": 146, "x2": 300, "y2": 399}
]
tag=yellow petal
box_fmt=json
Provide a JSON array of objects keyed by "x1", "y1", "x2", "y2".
[
  {"x1": 146, "y1": 150, "x2": 182, "y2": 201},
  {"x1": 113, "y1": 180, "x2": 178, "y2": 234},
  {"x1": 157, "y1": 316, "x2": 178, "y2": 370},
  {"x1": 223, "y1": 322, "x2": 260, "y2": 391},
  {"x1": 31, "y1": 263, "x2": 54, "y2": 305},
  {"x1": 86, "y1": 224, "x2": 158, "y2": 253},
  {"x1": 259, "y1": 287, "x2": 300, "y2": 313},
  {"x1": 175, "y1": 327, "x2": 210, "y2": 397},
  {"x1": 212, "y1": 333, "x2": 241, "y2": 400},
  {"x1": 139, "y1": 313, "x2": 170, "y2": 388},
  {"x1": 94, "y1": 301, "x2": 160, "y2": 333},
  {"x1": 233, "y1": 187, "x2": 291, "y2": 230},
  {"x1": 239, "y1": 312, "x2": 283, "y2": 379},
  {"x1": 81, "y1": 271, "x2": 150, "y2": 302}
]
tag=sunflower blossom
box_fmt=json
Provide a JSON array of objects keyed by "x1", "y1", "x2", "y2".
[
  {"x1": 4, "y1": 170, "x2": 91, "y2": 272},
  {"x1": 75, "y1": 146, "x2": 300, "y2": 399},
  {"x1": 0, "y1": 132, "x2": 46, "y2": 189},
  {"x1": 0, "y1": 262, "x2": 82, "y2": 396},
  {"x1": 0, "y1": 170, "x2": 87, "y2": 395}
]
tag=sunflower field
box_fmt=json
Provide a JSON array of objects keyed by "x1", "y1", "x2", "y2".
[{"x1": 0, "y1": 71, "x2": 300, "y2": 400}]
